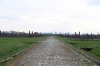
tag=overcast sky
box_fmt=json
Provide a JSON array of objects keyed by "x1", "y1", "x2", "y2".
[{"x1": 0, "y1": 0, "x2": 100, "y2": 34}]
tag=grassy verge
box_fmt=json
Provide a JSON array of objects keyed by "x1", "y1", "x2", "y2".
[
  {"x1": 0, "y1": 36, "x2": 47, "y2": 62},
  {"x1": 56, "y1": 36, "x2": 100, "y2": 61}
]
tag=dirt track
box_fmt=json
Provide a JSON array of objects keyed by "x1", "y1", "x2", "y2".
[{"x1": 10, "y1": 36, "x2": 97, "y2": 66}]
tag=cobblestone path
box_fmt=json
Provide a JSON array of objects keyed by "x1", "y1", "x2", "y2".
[{"x1": 15, "y1": 37, "x2": 97, "y2": 66}]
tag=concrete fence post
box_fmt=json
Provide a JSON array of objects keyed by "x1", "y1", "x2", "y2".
[
  {"x1": 79, "y1": 31, "x2": 80, "y2": 38},
  {"x1": 68, "y1": 32, "x2": 69, "y2": 38},
  {"x1": 75, "y1": 32, "x2": 76, "y2": 38},
  {"x1": 6, "y1": 31, "x2": 7, "y2": 37},
  {"x1": 29, "y1": 31, "x2": 30, "y2": 37},
  {"x1": 83, "y1": 33, "x2": 84, "y2": 38},
  {"x1": 32, "y1": 31, "x2": 33, "y2": 37},
  {"x1": 12, "y1": 32, "x2": 13, "y2": 37},
  {"x1": 91, "y1": 33, "x2": 92, "y2": 38},
  {"x1": 0, "y1": 30, "x2": 1, "y2": 36},
  {"x1": 3, "y1": 31, "x2": 5, "y2": 36},
  {"x1": 87, "y1": 33, "x2": 89, "y2": 38}
]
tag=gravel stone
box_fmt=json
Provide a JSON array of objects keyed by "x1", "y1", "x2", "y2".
[{"x1": 16, "y1": 37, "x2": 97, "y2": 66}]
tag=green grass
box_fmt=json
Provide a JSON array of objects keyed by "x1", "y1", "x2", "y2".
[
  {"x1": 56, "y1": 37, "x2": 100, "y2": 61},
  {"x1": 0, "y1": 37, "x2": 47, "y2": 61}
]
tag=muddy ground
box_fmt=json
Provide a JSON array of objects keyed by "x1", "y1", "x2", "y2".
[{"x1": 8, "y1": 36, "x2": 97, "y2": 66}]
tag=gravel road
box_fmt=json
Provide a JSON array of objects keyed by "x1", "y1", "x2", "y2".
[{"x1": 15, "y1": 36, "x2": 97, "y2": 66}]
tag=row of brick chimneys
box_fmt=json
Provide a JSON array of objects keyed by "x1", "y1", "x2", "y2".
[
  {"x1": 0, "y1": 30, "x2": 43, "y2": 37},
  {"x1": 0, "y1": 30, "x2": 97, "y2": 38},
  {"x1": 28, "y1": 31, "x2": 43, "y2": 37},
  {"x1": 58, "y1": 31, "x2": 96, "y2": 38}
]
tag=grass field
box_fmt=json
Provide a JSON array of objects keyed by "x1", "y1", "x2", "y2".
[
  {"x1": 56, "y1": 37, "x2": 100, "y2": 61},
  {"x1": 0, "y1": 37, "x2": 47, "y2": 61}
]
